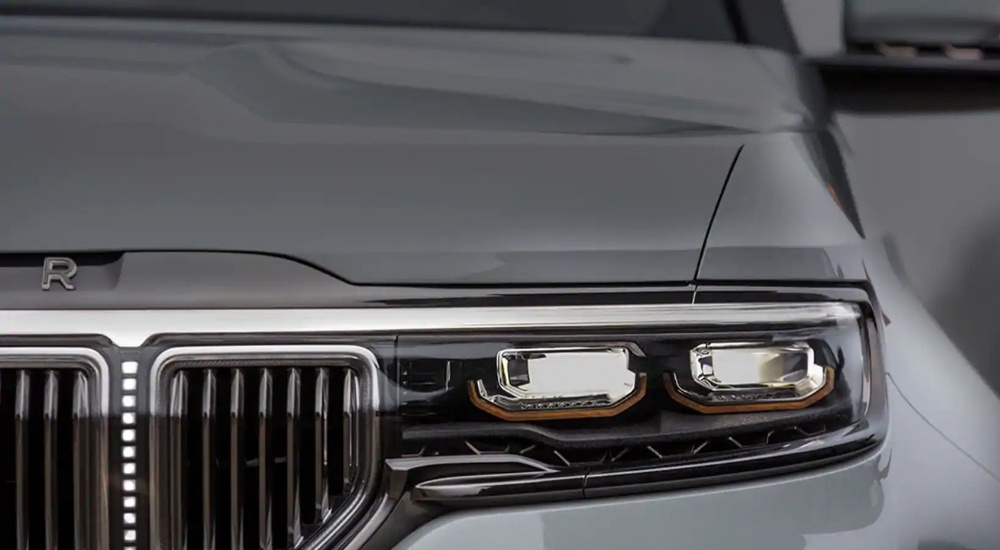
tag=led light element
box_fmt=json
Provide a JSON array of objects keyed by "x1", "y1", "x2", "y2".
[
  {"x1": 667, "y1": 342, "x2": 835, "y2": 413},
  {"x1": 470, "y1": 346, "x2": 645, "y2": 420}
]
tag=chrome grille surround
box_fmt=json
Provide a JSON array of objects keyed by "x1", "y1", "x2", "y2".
[
  {"x1": 0, "y1": 347, "x2": 111, "y2": 550},
  {"x1": 147, "y1": 346, "x2": 382, "y2": 550}
]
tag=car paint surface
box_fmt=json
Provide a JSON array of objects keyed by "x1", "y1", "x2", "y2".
[
  {"x1": 698, "y1": 132, "x2": 868, "y2": 281},
  {"x1": 1, "y1": 16, "x2": 832, "y2": 285},
  {"x1": 1, "y1": 14, "x2": 998, "y2": 550}
]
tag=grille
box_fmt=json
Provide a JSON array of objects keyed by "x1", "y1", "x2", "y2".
[
  {"x1": 0, "y1": 350, "x2": 109, "y2": 550},
  {"x1": 150, "y1": 347, "x2": 379, "y2": 550}
]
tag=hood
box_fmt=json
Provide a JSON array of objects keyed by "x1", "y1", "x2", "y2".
[{"x1": 0, "y1": 18, "x2": 816, "y2": 284}]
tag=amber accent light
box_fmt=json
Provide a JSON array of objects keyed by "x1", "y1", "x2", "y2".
[{"x1": 469, "y1": 374, "x2": 647, "y2": 421}]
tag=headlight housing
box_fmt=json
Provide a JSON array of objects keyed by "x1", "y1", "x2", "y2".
[{"x1": 383, "y1": 300, "x2": 885, "y2": 505}]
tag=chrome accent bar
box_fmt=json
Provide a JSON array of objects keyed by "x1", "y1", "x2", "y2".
[
  {"x1": 386, "y1": 454, "x2": 557, "y2": 474},
  {"x1": 229, "y1": 370, "x2": 245, "y2": 550},
  {"x1": 15, "y1": 371, "x2": 30, "y2": 550},
  {"x1": 72, "y1": 371, "x2": 91, "y2": 550},
  {"x1": 314, "y1": 369, "x2": 330, "y2": 522},
  {"x1": 257, "y1": 369, "x2": 274, "y2": 550},
  {"x1": 168, "y1": 372, "x2": 189, "y2": 550},
  {"x1": 43, "y1": 371, "x2": 59, "y2": 550},
  {"x1": 286, "y1": 369, "x2": 302, "y2": 548},
  {"x1": 0, "y1": 303, "x2": 860, "y2": 347},
  {"x1": 202, "y1": 370, "x2": 218, "y2": 550},
  {"x1": 412, "y1": 471, "x2": 586, "y2": 504},
  {"x1": 385, "y1": 455, "x2": 558, "y2": 501}
]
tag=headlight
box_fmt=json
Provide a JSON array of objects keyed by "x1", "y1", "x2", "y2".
[
  {"x1": 670, "y1": 342, "x2": 835, "y2": 413},
  {"x1": 384, "y1": 300, "x2": 885, "y2": 505},
  {"x1": 471, "y1": 346, "x2": 646, "y2": 420}
]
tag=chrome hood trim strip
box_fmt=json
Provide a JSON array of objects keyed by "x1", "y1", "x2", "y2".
[{"x1": 0, "y1": 302, "x2": 856, "y2": 347}]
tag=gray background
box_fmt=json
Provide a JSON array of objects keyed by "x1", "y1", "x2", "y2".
[{"x1": 786, "y1": 0, "x2": 1000, "y2": 391}]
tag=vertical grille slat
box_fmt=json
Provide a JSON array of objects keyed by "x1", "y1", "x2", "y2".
[
  {"x1": 71, "y1": 372, "x2": 90, "y2": 550},
  {"x1": 342, "y1": 371, "x2": 358, "y2": 492},
  {"x1": 15, "y1": 371, "x2": 30, "y2": 550},
  {"x1": 168, "y1": 372, "x2": 189, "y2": 550},
  {"x1": 202, "y1": 370, "x2": 218, "y2": 550},
  {"x1": 257, "y1": 369, "x2": 274, "y2": 550},
  {"x1": 229, "y1": 370, "x2": 245, "y2": 550},
  {"x1": 42, "y1": 372, "x2": 58, "y2": 550},
  {"x1": 312, "y1": 369, "x2": 330, "y2": 523},
  {"x1": 157, "y1": 356, "x2": 363, "y2": 550},
  {"x1": 285, "y1": 370, "x2": 302, "y2": 549}
]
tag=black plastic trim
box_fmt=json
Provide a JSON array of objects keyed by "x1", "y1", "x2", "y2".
[
  {"x1": 583, "y1": 433, "x2": 878, "y2": 499},
  {"x1": 403, "y1": 399, "x2": 853, "y2": 450}
]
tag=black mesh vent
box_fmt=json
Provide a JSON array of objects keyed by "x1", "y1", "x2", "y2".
[{"x1": 403, "y1": 419, "x2": 832, "y2": 469}]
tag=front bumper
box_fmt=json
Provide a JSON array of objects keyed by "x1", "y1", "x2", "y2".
[
  {"x1": 393, "y1": 449, "x2": 887, "y2": 550},
  {"x1": 390, "y1": 380, "x2": 1000, "y2": 550}
]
